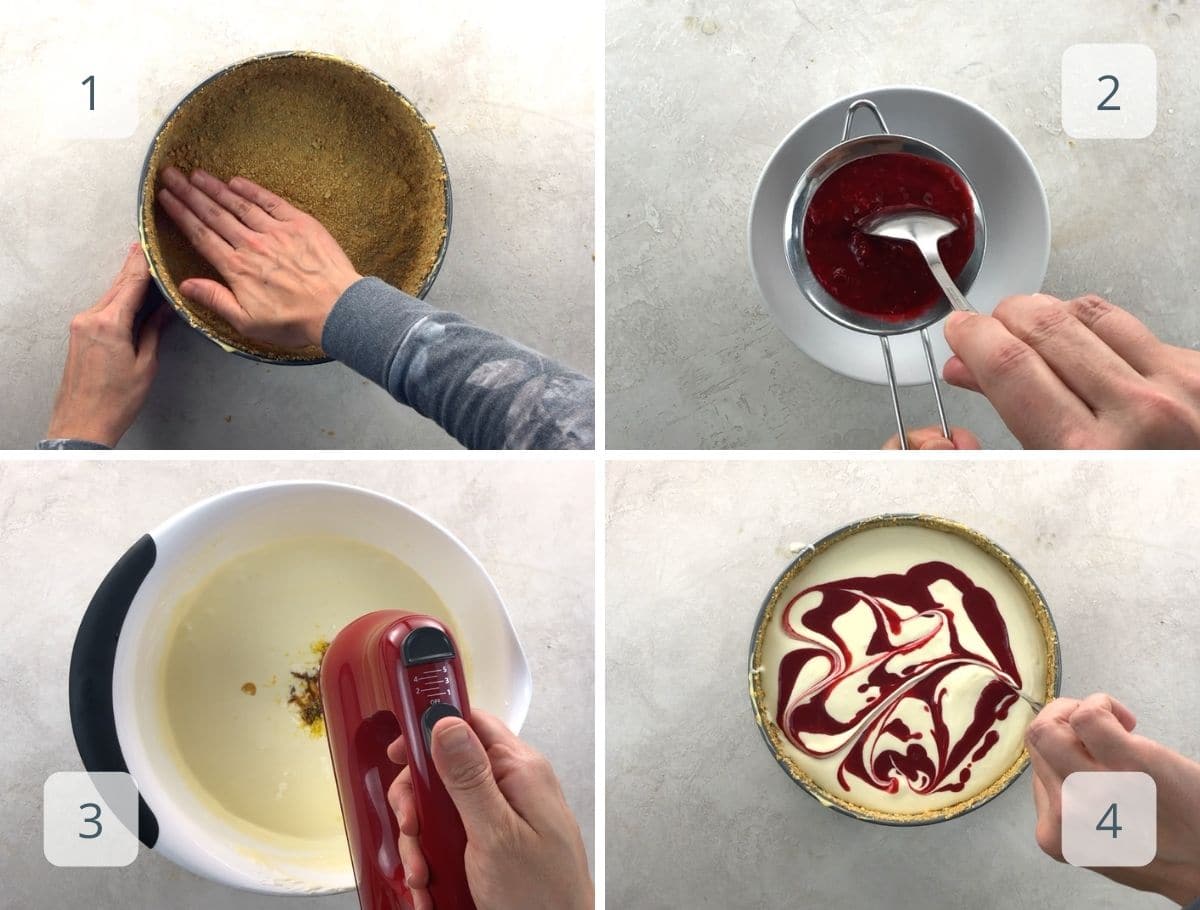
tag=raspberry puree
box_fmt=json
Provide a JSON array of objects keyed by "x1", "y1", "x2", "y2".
[
  {"x1": 775, "y1": 561, "x2": 1023, "y2": 798},
  {"x1": 802, "y1": 152, "x2": 975, "y2": 321}
]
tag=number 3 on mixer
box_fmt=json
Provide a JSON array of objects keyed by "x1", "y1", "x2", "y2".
[
  {"x1": 1061, "y1": 771, "x2": 1156, "y2": 868},
  {"x1": 1061, "y1": 44, "x2": 1157, "y2": 139},
  {"x1": 43, "y1": 772, "x2": 138, "y2": 867}
]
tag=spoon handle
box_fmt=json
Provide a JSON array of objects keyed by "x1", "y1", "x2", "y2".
[
  {"x1": 1019, "y1": 692, "x2": 1045, "y2": 713},
  {"x1": 923, "y1": 248, "x2": 978, "y2": 314}
]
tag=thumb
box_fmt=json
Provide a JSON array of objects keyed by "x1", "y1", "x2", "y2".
[
  {"x1": 431, "y1": 717, "x2": 511, "y2": 837},
  {"x1": 919, "y1": 436, "x2": 956, "y2": 450},
  {"x1": 179, "y1": 278, "x2": 245, "y2": 330}
]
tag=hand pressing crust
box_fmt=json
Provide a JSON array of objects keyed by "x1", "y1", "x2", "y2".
[{"x1": 157, "y1": 166, "x2": 361, "y2": 350}]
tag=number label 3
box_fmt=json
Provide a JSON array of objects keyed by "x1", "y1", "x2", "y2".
[{"x1": 78, "y1": 802, "x2": 103, "y2": 839}]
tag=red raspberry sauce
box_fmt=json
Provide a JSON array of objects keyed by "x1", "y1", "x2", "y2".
[{"x1": 802, "y1": 152, "x2": 975, "y2": 321}]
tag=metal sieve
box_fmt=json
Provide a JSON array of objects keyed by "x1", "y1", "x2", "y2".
[{"x1": 784, "y1": 99, "x2": 987, "y2": 448}]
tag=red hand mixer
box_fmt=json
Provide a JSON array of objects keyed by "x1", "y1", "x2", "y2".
[{"x1": 321, "y1": 611, "x2": 476, "y2": 910}]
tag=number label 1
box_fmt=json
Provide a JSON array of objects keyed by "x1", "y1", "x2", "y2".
[
  {"x1": 1096, "y1": 75, "x2": 1120, "y2": 111},
  {"x1": 82, "y1": 74, "x2": 95, "y2": 111}
]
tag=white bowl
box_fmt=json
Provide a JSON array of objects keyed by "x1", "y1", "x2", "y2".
[
  {"x1": 69, "y1": 481, "x2": 531, "y2": 895},
  {"x1": 749, "y1": 85, "x2": 1051, "y2": 385}
]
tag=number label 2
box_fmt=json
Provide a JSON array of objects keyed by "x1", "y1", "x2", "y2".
[
  {"x1": 82, "y1": 74, "x2": 95, "y2": 111},
  {"x1": 1097, "y1": 74, "x2": 1121, "y2": 111},
  {"x1": 1096, "y1": 801, "x2": 1123, "y2": 839}
]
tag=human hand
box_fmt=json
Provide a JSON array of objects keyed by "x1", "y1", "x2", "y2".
[
  {"x1": 881, "y1": 426, "x2": 982, "y2": 450},
  {"x1": 47, "y1": 244, "x2": 171, "y2": 447},
  {"x1": 1027, "y1": 693, "x2": 1200, "y2": 905},
  {"x1": 386, "y1": 710, "x2": 592, "y2": 910},
  {"x1": 157, "y1": 166, "x2": 361, "y2": 350},
  {"x1": 943, "y1": 294, "x2": 1200, "y2": 449}
]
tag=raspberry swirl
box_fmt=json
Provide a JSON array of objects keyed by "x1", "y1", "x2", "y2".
[{"x1": 776, "y1": 561, "x2": 1024, "y2": 797}]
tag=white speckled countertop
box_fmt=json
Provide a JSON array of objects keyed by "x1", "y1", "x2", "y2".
[
  {"x1": 606, "y1": 0, "x2": 1200, "y2": 448},
  {"x1": 606, "y1": 457, "x2": 1199, "y2": 908},
  {"x1": 0, "y1": 458, "x2": 594, "y2": 907},
  {"x1": 0, "y1": 0, "x2": 593, "y2": 449}
]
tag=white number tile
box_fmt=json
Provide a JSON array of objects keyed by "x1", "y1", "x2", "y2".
[{"x1": 43, "y1": 771, "x2": 139, "y2": 868}]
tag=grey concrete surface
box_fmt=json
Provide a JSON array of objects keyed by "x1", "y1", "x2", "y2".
[
  {"x1": 0, "y1": 459, "x2": 594, "y2": 908},
  {"x1": 606, "y1": 458, "x2": 1200, "y2": 908},
  {"x1": 606, "y1": 0, "x2": 1200, "y2": 449},
  {"x1": 0, "y1": 1, "x2": 594, "y2": 449}
]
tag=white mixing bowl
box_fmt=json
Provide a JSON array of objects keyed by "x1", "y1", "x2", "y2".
[{"x1": 69, "y1": 481, "x2": 531, "y2": 894}]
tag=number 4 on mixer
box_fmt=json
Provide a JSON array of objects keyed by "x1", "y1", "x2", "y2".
[{"x1": 1061, "y1": 771, "x2": 1156, "y2": 868}]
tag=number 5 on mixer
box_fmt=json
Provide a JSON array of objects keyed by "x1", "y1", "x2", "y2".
[{"x1": 1061, "y1": 771, "x2": 1156, "y2": 868}]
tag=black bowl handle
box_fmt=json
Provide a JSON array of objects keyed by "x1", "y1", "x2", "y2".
[{"x1": 68, "y1": 534, "x2": 160, "y2": 848}]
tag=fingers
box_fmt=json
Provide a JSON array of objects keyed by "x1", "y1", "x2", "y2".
[
  {"x1": 227, "y1": 175, "x2": 300, "y2": 221},
  {"x1": 944, "y1": 309, "x2": 1095, "y2": 448},
  {"x1": 94, "y1": 244, "x2": 151, "y2": 326},
  {"x1": 989, "y1": 295, "x2": 1145, "y2": 412},
  {"x1": 430, "y1": 716, "x2": 512, "y2": 840},
  {"x1": 386, "y1": 763, "x2": 418, "y2": 833},
  {"x1": 178, "y1": 278, "x2": 247, "y2": 330},
  {"x1": 135, "y1": 305, "x2": 172, "y2": 369},
  {"x1": 158, "y1": 186, "x2": 235, "y2": 270},
  {"x1": 386, "y1": 768, "x2": 429, "y2": 896},
  {"x1": 942, "y1": 354, "x2": 982, "y2": 393},
  {"x1": 189, "y1": 169, "x2": 279, "y2": 232},
  {"x1": 386, "y1": 735, "x2": 410, "y2": 767},
  {"x1": 1026, "y1": 697, "x2": 1099, "y2": 780},
  {"x1": 1069, "y1": 693, "x2": 1139, "y2": 766},
  {"x1": 881, "y1": 426, "x2": 983, "y2": 450},
  {"x1": 160, "y1": 166, "x2": 255, "y2": 251},
  {"x1": 466, "y1": 709, "x2": 524, "y2": 751},
  {"x1": 1064, "y1": 295, "x2": 1163, "y2": 376}
]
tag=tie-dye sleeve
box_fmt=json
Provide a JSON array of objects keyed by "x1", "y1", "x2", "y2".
[{"x1": 322, "y1": 277, "x2": 595, "y2": 450}]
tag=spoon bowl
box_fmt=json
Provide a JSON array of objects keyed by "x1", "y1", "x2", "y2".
[{"x1": 858, "y1": 208, "x2": 978, "y2": 313}]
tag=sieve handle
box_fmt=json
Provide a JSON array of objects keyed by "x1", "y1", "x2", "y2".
[
  {"x1": 841, "y1": 98, "x2": 890, "y2": 142},
  {"x1": 880, "y1": 330, "x2": 952, "y2": 450}
]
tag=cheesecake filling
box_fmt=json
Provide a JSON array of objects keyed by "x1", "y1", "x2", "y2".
[{"x1": 773, "y1": 559, "x2": 1037, "y2": 809}]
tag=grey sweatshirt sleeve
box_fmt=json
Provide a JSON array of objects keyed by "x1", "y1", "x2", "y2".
[
  {"x1": 37, "y1": 439, "x2": 111, "y2": 450},
  {"x1": 322, "y1": 277, "x2": 594, "y2": 450}
]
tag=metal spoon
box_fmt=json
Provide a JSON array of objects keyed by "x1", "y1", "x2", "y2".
[
  {"x1": 1016, "y1": 691, "x2": 1045, "y2": 713},
  {"x1": 858, "y1": 209, "x2": 978, "y2": 314}
]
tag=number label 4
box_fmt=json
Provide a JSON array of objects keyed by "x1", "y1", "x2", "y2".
[{"x1": 1095, "y1": 801, "x2": 1122, "y2": 839}]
